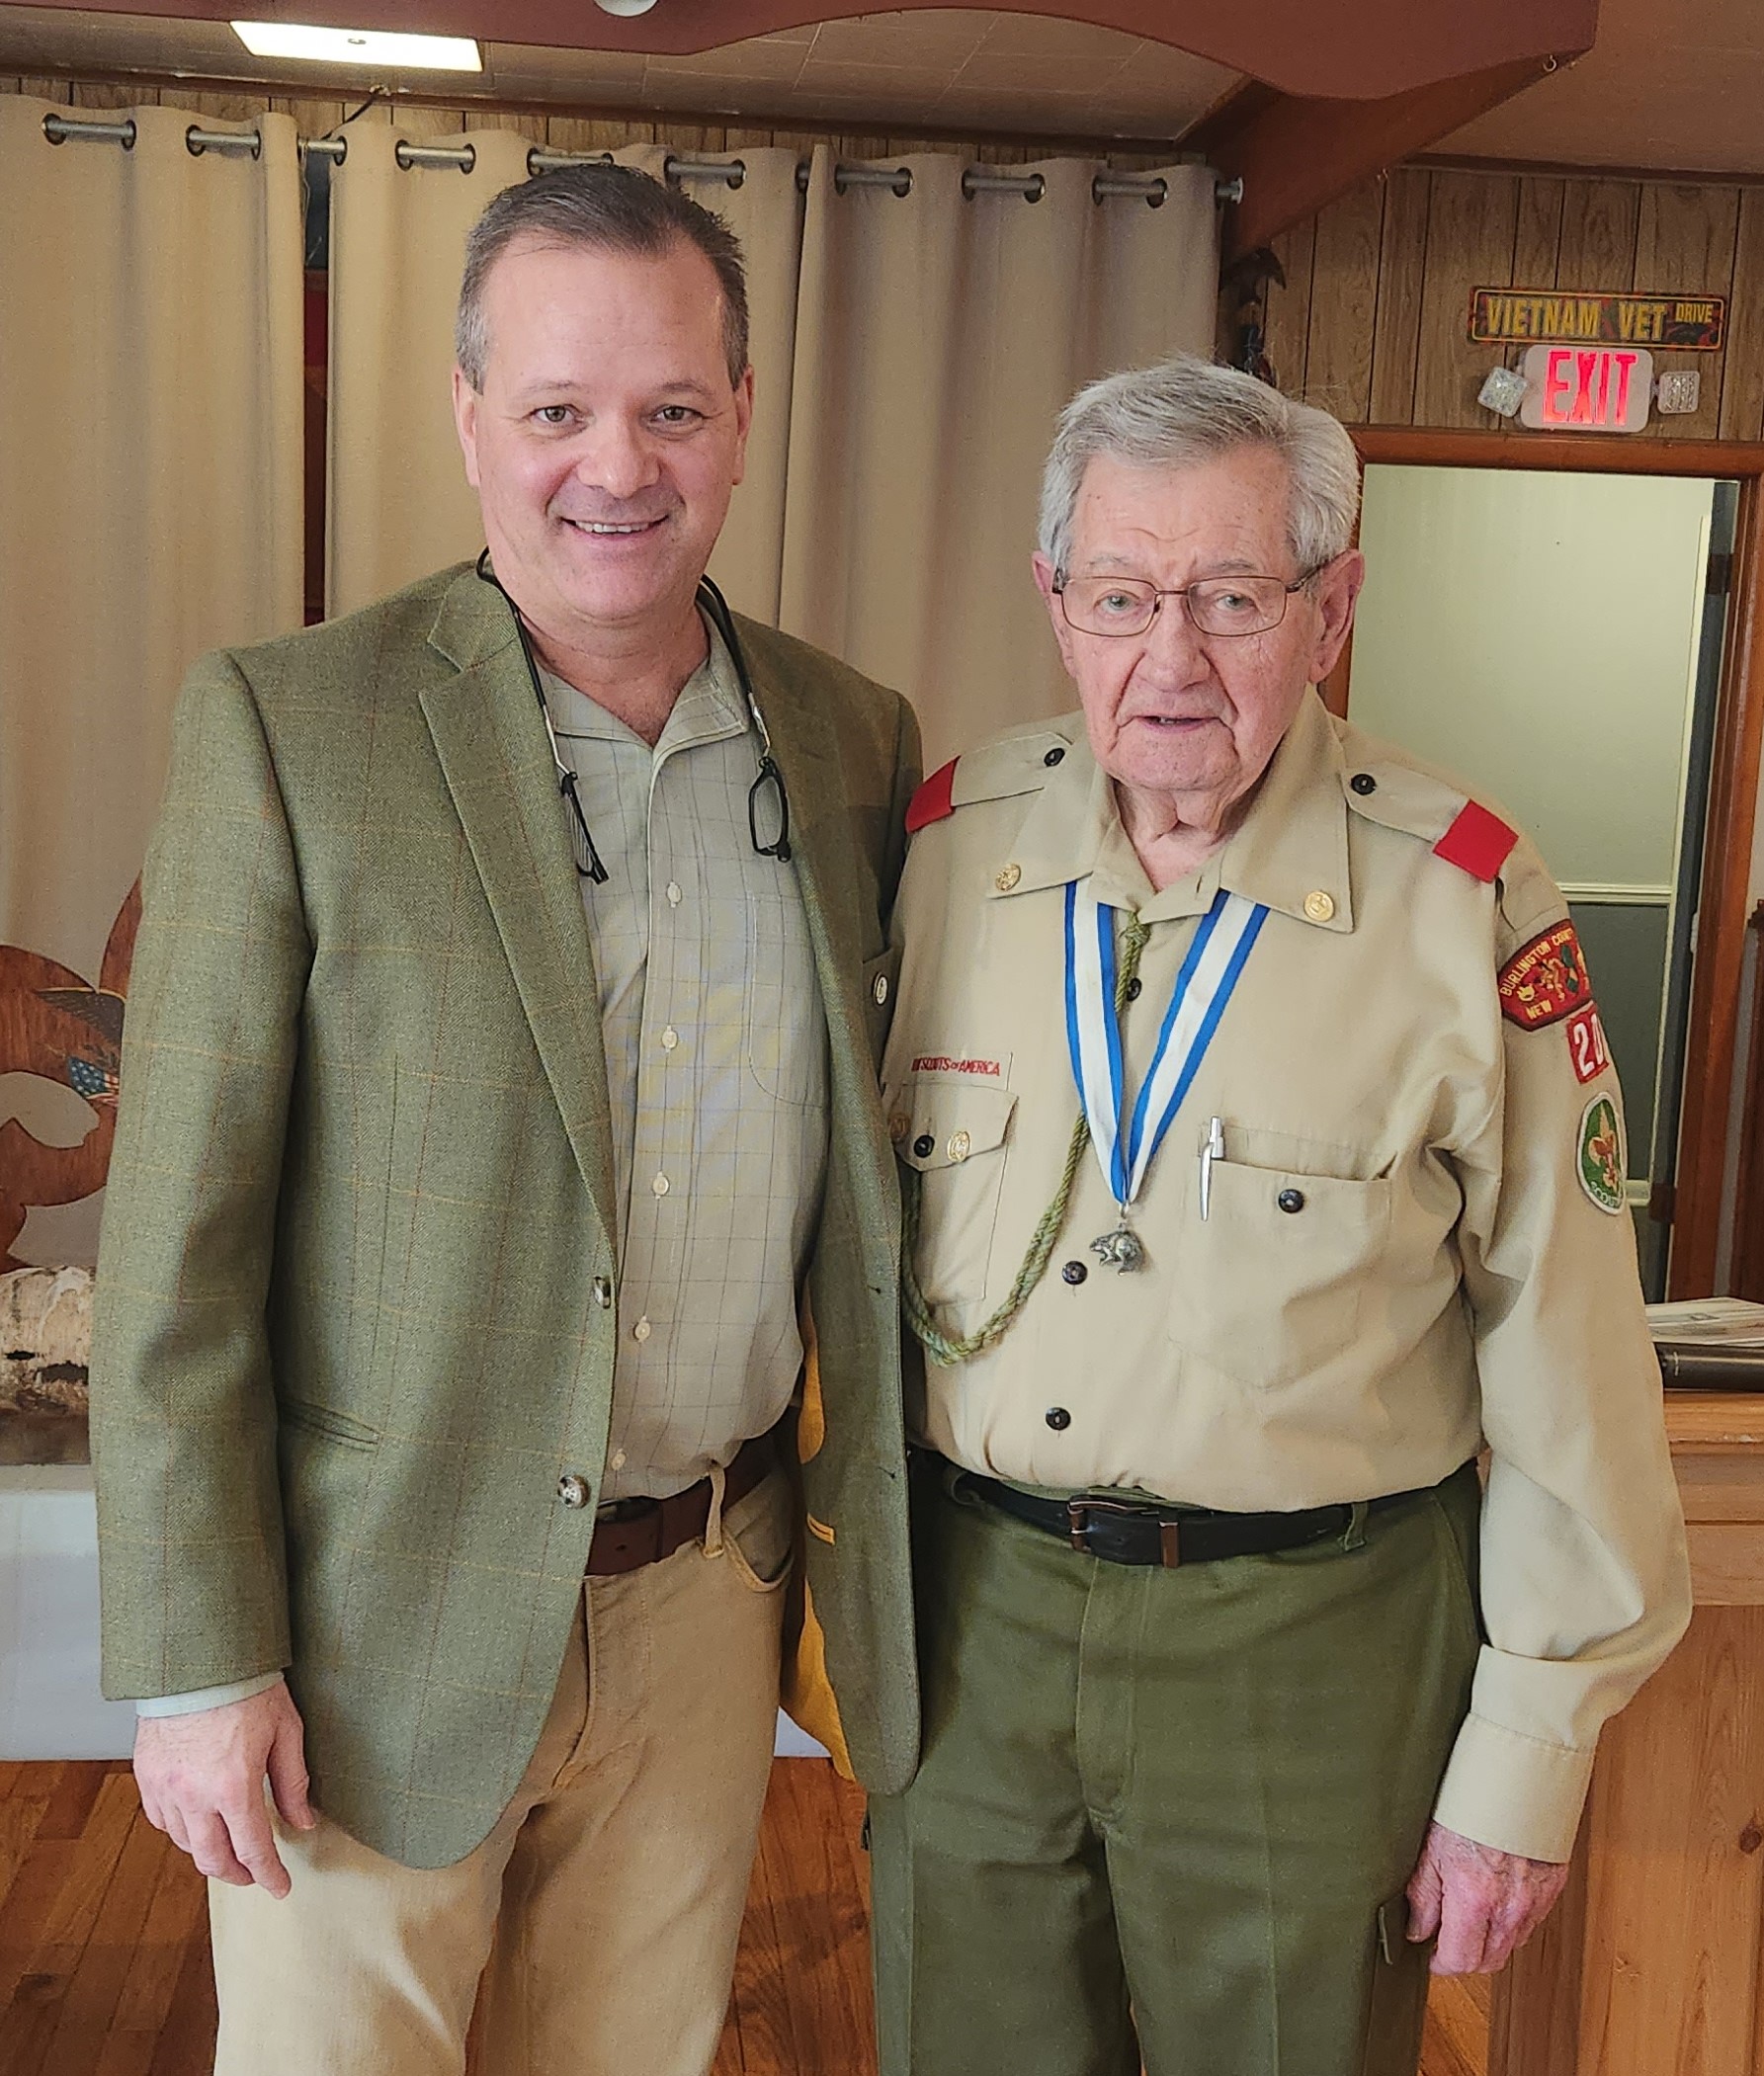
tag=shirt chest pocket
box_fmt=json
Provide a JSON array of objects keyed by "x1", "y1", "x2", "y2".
[
  {"x1": 743, "y1": 871, "x2": 827, "y2": 1107},
  {"x1": 890, "y1": 1078, "x2": 1017, "y2": 1306},
  {"x1": 1172, "y1": 1156, "x2": 1392, "y2": 1390}
]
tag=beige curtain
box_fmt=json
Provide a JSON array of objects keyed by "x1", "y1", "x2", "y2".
[
  {"x1": 781, "y1": 148, "x2": 1218, "y2": 766},
  {"x1": 0, "y1": 96, "x2": 302, "y2": 1262},
  {"x1": 322, "y1": 131, "x2": 1217, "y2": 755},
  {"x1": 326, "y1": 131, "x2": 805, "y2": 622}
]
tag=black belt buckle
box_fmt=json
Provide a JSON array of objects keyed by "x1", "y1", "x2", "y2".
[{"x1": 1065, "y1": 1496, "x2": 1182, "y2": 1567}]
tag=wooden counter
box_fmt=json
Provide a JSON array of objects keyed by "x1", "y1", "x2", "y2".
[{"x1": 1490, "y1": 1393, "x2": 1764, "y2": 2076}]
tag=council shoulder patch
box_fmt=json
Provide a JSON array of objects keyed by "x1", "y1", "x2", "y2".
[
  {"x1": 1498, "y1": 920, "x2": 1594, "y2": 1030},
  {"x1": 905, "y1": 759, "x2": 958, "y2": 834},
  {"x1": 1577, "y1": 1093, "x2": 1627, "y2": 1215}
]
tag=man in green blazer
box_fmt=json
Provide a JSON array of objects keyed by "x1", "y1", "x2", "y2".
[{"x1": 92, "y1": 164, "x2": 919, "y2": 2074}]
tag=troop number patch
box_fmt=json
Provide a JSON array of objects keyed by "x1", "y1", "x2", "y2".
[
  {"x1": 1577, "y1": 1093, "x2": 1627, "y2": 1215},
  {"x1": 1565, "y1": 1004, "x2": 1612, "y2": 1085},
  {"x1": 1499, "y1": 920, "x2": 1595, "y2": 1030}
]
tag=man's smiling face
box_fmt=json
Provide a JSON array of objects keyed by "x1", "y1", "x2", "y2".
[{"x1": 453, "y1": 232, "x2": 752, "y2": 643}]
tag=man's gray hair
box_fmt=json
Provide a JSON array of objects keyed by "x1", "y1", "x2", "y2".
[
  {"x1": 1038, "y1": 356, "x2": 1362, "y2": 578},
  {"x1": 456, "y1": 162, "x2": 749, "y2": 392}
]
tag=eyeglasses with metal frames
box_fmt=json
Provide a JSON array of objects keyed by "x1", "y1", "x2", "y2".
[{"x1": 1053, "y1": 564, "x2": 1327, "y2": 640}]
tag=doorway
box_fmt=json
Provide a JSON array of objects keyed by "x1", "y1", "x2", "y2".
[{"x1": 1343, "y1": 461, "x2": 1738, "y2": 1298}]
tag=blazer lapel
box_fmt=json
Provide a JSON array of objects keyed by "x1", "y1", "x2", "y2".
[
  {"x1": 421, "y1": 569, "x2": 619, "y2": 1250},
  {"x1": 738, "y1": 625, "x2": 874, "y2": 1111}
]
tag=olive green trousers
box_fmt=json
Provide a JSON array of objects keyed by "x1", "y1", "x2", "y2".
[{"x1": 869, "y1": 1456, "x2": 1482, "y2": 2076}]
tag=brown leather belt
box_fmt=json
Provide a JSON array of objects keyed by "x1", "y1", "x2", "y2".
[{"x1": 586, "y1": 1433, "x2": 776, "y2": 1577}]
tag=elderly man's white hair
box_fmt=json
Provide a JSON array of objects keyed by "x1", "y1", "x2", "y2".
[{"x1": 1038, "y1": 356, "x2": 1362, "y2": 581}]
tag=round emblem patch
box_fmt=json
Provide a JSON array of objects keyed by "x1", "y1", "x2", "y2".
[{"x1": 1577, "y1": 1094, "x2": 1627, "y2": 1215}]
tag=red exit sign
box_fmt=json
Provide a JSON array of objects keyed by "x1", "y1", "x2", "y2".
[{"x1": 1519, "y1": 345, "x2": 1653, "y2": 432}]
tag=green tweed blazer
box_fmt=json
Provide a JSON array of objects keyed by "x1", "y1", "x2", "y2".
[{"x1": 91, "y1": 562, "x2": 922, "y2": 1868}]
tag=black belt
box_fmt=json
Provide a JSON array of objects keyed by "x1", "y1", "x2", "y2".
[{"x1": 951, "y1": 1463, "x2": 1446, "y2": 1569}]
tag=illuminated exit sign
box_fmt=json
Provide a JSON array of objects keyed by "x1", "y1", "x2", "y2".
[{"x1": 1519, "y1": 345, "x2": 1653, "y2": 432}]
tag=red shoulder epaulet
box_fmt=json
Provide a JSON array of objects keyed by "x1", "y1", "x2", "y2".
[
  {"x1": 905, "y1": 759, "x2": 959, "y2": 834},
  {"x1": 1434, "y1": 800, "x2": 1518, "y2": 883}
]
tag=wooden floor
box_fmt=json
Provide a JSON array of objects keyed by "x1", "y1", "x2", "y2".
[{"x1": 0, "y1": 1758, "x2": 1488, "y2": 2074}]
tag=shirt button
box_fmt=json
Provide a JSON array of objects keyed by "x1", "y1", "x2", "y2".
[
  {"x1": 1045, "y1": 1406, "x2": 1072, "y2": 1431},
  {"x1": 652, "y1": 1172, "x2": 670, "y2": 1196},
  {"x1": 1303, "y1": 889, "x2": 1336, "y2": 923},
  {"x1": 947, "y1": 1129, "x2": 971, "y2": 1162},
  {"x1": 872, "y1": 971, "x2": 890, "y2": 1006},
  {"x1": 1044, "y1": 746, "x2": 1065, "y2": 768},
  {"x1": 632, "y1": 1316, "x2": 651, "y2": 1343},
  {"x1": 660, "y1": 1026, "x2": 679, "y2": 1050},
  {"x1": 592, "y1": 1277, "x2": 613, "y2": 1308},
  {"x1": 1125, "y1": 976, "x2": 1143, "y2": 1002},
  {"x1": 889, "y1": 1114, "x2": 909, "y2": 1142},
  {"x1": 1278, "y1": 1188, "x2": 1306, "y2": 1213},
  {"x1": 666, "y1": 881, "x2": 683, "y2": 905},
  {"x1": 557, "y1": 1473, "x2": 589, "y2": 1509},
  {"x1": 1060, "y1": 1260, "x2": 1087, "y2": 1286},
  {"x1": 610, "y1": 1449, "x2": 627, "y2": 1471},
  {"x1": 913, "y1": 1132, "x2": 935, "y2": 1159}
]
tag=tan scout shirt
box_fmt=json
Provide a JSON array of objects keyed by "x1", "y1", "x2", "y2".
[
  {"x1": 546, "y1": 622, "x2": 829, "y2": 1503},
  {"x1": 884, "y1": 689, "x2": 1690, "y2": 1863}
]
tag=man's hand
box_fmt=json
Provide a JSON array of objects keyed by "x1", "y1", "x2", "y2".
[
  {"x1": 1405, "y1": 1820, "x2": 1570, "y2": 1974},
  {"x1": 133, "y1": 1681, "x2": 316, "y2": 1898}
]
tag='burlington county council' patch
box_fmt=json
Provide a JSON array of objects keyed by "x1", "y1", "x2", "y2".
[
  {"x1": 1577, "y1": 1094, "x2": 1627, "y2": 1215},
  {"x1": 1498, "y1": 920, "x2": 1594, "y2": 1030}
]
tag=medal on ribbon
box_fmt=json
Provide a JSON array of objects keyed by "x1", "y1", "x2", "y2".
[{"x1": 1064, "y1": 882, "x2": 1268, "y2": 1270}]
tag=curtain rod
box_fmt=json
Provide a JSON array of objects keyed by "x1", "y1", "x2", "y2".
[{"x1": 40, "y1": 114, "x2": 1242, "y2": 206}]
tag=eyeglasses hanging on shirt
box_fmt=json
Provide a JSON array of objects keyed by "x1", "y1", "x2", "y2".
[{"x1": 473, "y1": 550, "x2": 793, "y2": 883}]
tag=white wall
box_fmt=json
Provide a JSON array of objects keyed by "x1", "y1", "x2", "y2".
[{"x1": 1350, "y1": 466, "x2": 1713, "y2": 889}]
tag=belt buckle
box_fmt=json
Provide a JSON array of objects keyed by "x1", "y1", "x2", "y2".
[{"x1": 1065, "y1": 1497, "x2": 1181, "y2": 1567}]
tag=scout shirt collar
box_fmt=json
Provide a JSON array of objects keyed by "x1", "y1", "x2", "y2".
[{"x1": 988, "y1": 688, "x2": 1353, "y2": 933}]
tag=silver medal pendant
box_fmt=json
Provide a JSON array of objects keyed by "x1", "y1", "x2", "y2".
[{"x1": 1089, "y1": 1224, "x2": 1145, "y2": 1273}]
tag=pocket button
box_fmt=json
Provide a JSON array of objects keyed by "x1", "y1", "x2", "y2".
[{"x1": 1277, "y1": 1188, "x2": 1306, "y2": 1213}]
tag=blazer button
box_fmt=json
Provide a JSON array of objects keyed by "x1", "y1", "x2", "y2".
[
  {"x1": 557, "y1": 1474, "x2": 590, "y2": 1509},
  {"x1": 873, "y1": 971, "x2": 890, "y2": 1006},
  {"x1": 592, "y1": 1277, "x2": 613, "y2": 1308}
]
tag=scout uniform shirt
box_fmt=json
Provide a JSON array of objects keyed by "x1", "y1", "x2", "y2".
[{"x1": 883, "y1": 688, "x2": 1690, "y2": 1864}]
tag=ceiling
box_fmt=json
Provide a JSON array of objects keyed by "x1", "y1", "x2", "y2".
[
  {"x1": 2, "y1": 1, "x2": 1760, "y2": 176},
  {"x1": 1440, "y1": 0, "x2": 1764, "y2": 176},
  {"x1": 0, "y1": 6, "x2": 1236, "y2": 140}
]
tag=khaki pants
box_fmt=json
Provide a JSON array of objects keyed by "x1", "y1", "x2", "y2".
[
  {"x1": 870, "y1": 1455, "x2": 1482, "y2": 2076},
  {"x1": 210, "y1": 1465, "x2": 793, "y2": 2076}
]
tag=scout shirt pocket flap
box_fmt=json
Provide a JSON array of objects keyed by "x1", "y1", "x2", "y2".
[
  {"x1": 1174, "y1": 1152, "x2": 1391, "y2": 1392},
  {"x1": 888, "y1": 1078, "x2": 1017, "y2": 1306}
]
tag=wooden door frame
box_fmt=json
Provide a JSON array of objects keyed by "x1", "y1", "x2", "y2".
[{"x1": 1342, "y1": 426, "x2": 1764, "y2": 1299}]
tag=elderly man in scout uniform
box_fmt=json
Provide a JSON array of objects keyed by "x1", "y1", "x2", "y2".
[
  {"x1": 869, "y1": 355, "x2": 1690, "y2": 2076},
  {"x1": 91, "y1": 165, "x2": 918, "y2": 2074}
]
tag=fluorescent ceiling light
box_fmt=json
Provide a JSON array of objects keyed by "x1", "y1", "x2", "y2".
[{"x1": 230, "y1": 22, "x2": 483, "y2": 70}]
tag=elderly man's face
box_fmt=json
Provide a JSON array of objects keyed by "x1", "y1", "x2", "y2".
[
  {"x1": 1033, "y1": 447, "x2": 1362, "y2": 818},
  {"x1": 453, "y1": 233, "x2": 751, "y2": 639}
]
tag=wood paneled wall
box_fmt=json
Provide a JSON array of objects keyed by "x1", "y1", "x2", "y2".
[
  {"x1": 1259, "y1": 164, "x2": 1764, "y2": 441},
  {"x1": 0, "y1": 71, "x2": 1177, "y2": 173}
]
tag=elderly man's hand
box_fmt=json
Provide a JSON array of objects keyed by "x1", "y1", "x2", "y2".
[
  {"x1": 1404, "y1": 1821, "x2": 1570, "y2": 1974},
  {"x1": 133, "y1": 1681, "x2": 316, "y2": 1898}
]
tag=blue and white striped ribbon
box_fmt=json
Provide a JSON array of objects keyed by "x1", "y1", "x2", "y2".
[{"x1": 1063, "y1": 882, "x2": 1268, "y2": 1207}]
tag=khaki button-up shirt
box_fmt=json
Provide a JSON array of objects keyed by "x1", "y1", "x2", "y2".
[
  {"x1": 546, "y1": 622, "x2": 828, "y2": 1502},
  {"x1": 883, "y1": 690, "x2": 1690, "y2": 1863}
]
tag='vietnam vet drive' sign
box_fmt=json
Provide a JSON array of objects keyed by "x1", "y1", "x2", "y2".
[{"x1": 1469, "y1": 289, "x2": 1724, "y2": 351}]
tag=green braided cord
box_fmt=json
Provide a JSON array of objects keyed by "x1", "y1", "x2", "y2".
[{"x1": 901, "y1": 914, "x2": 1150, "y2": 1367}]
